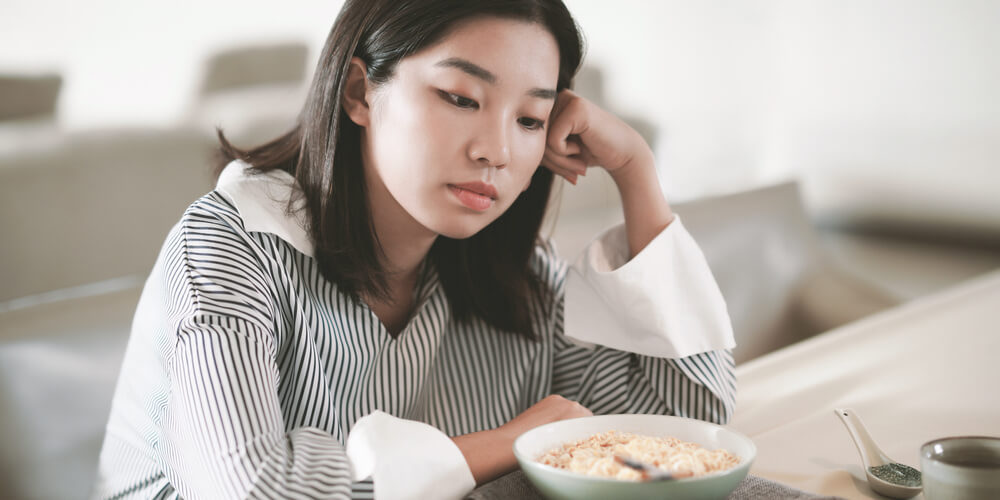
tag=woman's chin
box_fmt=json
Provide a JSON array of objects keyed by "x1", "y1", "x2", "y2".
[
  {"x1": 435, "y1": 226, "x2": 486, "y2": 240},
  {"x1": 428, "y1": 218, "x2": 494, "y2": 240}
]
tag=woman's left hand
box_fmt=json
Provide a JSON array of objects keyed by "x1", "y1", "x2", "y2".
[
  {"x1": 541, "y1": 89, "x2": 655, "y2": 185},
  {"x1": 542, "y1": 89, "x2": 674, "y2": 260}
]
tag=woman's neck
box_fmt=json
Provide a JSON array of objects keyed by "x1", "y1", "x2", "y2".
[
  {"x1": 366, "y1": 200, "x2": 436, "y2": 335},
  {"x1": 367, "y1": 182, "x2": 437, "y2": 283},
  {"x1": 362, "y1": 160, "x2": 437, "y2": 335}
]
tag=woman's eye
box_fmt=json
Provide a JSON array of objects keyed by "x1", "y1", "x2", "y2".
[
  {"x1": 438, "y1": 90, "x2": 543, "y2": 130},
  {"x1": 518, "y1": 117, "x2": 545, "y2": 131},
  {"x1": 440, "y1": 91, "x2": 478, "y2": 109}
]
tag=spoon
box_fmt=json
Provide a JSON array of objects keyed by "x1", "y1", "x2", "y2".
[
  {"x1": 614, "y1": 455, "x2": 693, "y2": 481},
  {"x1": 835, "y1": 408, "x2": 922, "y2": 499}
]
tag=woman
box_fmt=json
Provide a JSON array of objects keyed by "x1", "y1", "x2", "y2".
[{"x1": 95, "y1": 0, "x2": 736, "y2": 498}]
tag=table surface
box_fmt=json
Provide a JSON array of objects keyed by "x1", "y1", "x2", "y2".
[{"x1": 728, "y1": 268, "x2": 1000, "y2": 499}]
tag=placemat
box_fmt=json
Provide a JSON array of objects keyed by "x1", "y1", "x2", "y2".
[{"x1": 465, "y1": 470, "x2": 846, "y2": 500}]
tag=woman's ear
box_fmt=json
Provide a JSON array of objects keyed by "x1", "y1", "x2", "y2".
[{"x1": 342, "y1": 57, "x2": 371, "y2": 127}]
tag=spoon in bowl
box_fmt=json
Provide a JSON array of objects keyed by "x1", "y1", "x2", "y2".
[
  {"x1": 614, "y1": 455, "x2": 693, "y2": 481},
  {"x1": 834, "y1": 408, "x2": 922, "y2": 499}
]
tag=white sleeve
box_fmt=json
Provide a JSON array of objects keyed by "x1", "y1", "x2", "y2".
[
  {"x1": 564, "y1": 215, "x2": 735, "y2": 358},
  {"x1": 346, "y1": 411, "x2": 476, "y2": 500}
]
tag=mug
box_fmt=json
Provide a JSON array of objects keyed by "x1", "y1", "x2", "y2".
[{"x1": 920, "y1": 436, "x2": 1000, "y2": 500}]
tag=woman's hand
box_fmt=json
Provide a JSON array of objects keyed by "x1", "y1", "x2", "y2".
[
  {"x1": 542, "y1": 89, "x2": 674, "y2": 259},
  {"x1": 541, "y1": 89, "x2": 655, "y2": 185},
  {"x1": 498, "y1": 394, "x2": 593, "y2": 439},
  {"x1": 451, "y1": 395, "x2": 592, "y2": 485}
]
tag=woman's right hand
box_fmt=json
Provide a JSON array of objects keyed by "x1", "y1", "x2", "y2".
[
  {"x1": 497, "y1": 394, "x2": 593, "y2": 440},
  {"x1": 452, "y1": 395, "x2": 592, "y2": 485}
]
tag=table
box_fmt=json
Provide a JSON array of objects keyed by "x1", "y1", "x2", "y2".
[{"x1": 728, "y1": 269, "x2": 1000, "y2": 499}]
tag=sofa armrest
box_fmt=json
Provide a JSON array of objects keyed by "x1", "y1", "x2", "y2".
[
  {"x1": 0, "y1": 283, "x2": 142, "y2": 500},
  {"x1": 793, "y1": 266, "x2": 902, "y2": 335}
]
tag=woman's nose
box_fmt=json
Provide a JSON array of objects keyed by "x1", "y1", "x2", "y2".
[{"x1": 468, "y1": 122, "x2": 511, "y2": 169}]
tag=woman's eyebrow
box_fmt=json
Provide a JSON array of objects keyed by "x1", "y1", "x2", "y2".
[{"x1": 435, "y1": 57, "x2": 557, "y2": 100}]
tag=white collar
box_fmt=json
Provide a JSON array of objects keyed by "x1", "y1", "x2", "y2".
[
  {"x1": 215, "y1": 160, "x2": 315, "y2": 257},
  {"x1": 215, "y1": 161, "x2": 442, "y2": 301}
]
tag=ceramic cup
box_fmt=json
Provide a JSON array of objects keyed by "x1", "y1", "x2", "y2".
[{"x1": 920, "y1": 436, "x2": 1000, "y2": 500}]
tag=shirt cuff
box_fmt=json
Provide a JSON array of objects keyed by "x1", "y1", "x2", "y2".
[
  {"x1": 345, "y1": 411, "x2": 476, "y2": 500},
  {"x1": 564, "y1": 214, "x2": 735, "y2": 358}
]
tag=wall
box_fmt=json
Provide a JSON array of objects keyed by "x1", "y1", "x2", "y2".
[{"x1": 766, "y1": 0, "x2": 1000, "y2": 238}]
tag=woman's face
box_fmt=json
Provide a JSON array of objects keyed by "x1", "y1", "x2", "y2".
[{"x1": 360, "y1": 17, "x2": 560, "y2": 239}]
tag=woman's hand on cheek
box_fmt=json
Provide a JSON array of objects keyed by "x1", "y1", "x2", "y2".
[{"x1": 541, "y1": 89, "x2": 655, "y2": 185}]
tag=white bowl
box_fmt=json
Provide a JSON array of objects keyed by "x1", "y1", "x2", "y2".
[
  {"x1": 513, "y1": 414, "x2": 756, "y2": 500},
  {"x1": 921, "y1": 436, "x2": 1000, "y2": 500}
]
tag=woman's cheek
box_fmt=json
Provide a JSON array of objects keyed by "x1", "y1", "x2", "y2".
[
  {"x1": 519, "y1": 134, "x2": 547, "y2": 169},
  {"x1": 514, "y1": 154, "x2": 542, "y2": 193},
  {"x1": 422, "y1": 107, "x2": 468, "y2": 147},
  {"x1": 520, "y1": 168, "x2": 537, "y2": 192}
]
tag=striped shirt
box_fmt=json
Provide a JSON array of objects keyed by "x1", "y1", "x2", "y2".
[{"x1": 94, "y1": 161, "x2": 736, "y2": 499}]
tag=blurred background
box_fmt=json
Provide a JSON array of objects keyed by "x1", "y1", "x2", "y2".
[
  {"x1": 3, "y1": 0, "x2": 998, "y2": 298},
  {"x1": 1, "y1": 1, "x2": 999, "y2": 498}
]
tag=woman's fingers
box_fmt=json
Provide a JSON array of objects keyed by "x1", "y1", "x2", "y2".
[
  {"x1": 542, "y1": 162, "x2": 577, "y2": 184},
  {"x1": 545, "y1": 89, "x2": 654, "y2": 176},
  {"x1": 542, "y1": 149, "x2": 587, "y2": 185},
  {"x1": 546, "y1": 90, "x2": 589, "y2": 156},
  {"x1": 500, "y1": 394, "x2": 593, "y2": 438},
  {"x1": 544, "y1": 149, "x2": 587, "y2": 174},
  {"x1": 543, "y1": 91, "x2": 593, "y2": 185},
  {"x1": 540, "y1": 153, "x2": 574, "y2": 175},
  {"x1": 562, "y1": 139, "x2": 582, "y2": 156}
]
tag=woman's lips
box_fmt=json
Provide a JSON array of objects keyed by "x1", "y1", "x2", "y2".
[{"x1": 448, "y1": 182, "x2": 497, "y2": 211}]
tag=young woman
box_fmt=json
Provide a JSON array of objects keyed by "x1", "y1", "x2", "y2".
[{"x1": 95, "y1": 0, "x2": 736, "y2": 498}]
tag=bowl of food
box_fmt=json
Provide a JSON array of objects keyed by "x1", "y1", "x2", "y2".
[{"x1": 513, "y1": 414, "x2": 756, "y2": 500}]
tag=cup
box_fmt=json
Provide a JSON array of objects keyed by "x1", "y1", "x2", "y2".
[{"x1": 920, "y1": 436, "x2": 1000, "y2": 500}]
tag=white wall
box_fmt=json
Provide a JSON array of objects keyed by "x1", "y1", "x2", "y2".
[
  {"x1": 564, "y1": 1, "x2": 776, "y2": 203},
  {"x1": 3, "y1": 0, "x2": 998, "y2": 233},
  {"x1": 568, "y1": 0, "x2": 999, "y2": 233},
  {"x1": 0, "y1": 0, "x2": 340, "y2": 127},
  {"x1": 766, "y1": 0, "x2": 1000, "y2": 234}
]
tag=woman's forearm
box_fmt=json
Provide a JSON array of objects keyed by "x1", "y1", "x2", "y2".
[
  {"x1": 609, "y1": 152, "x2": 675, "y2": 260},
  {"x1": 451, "y1": 428, "x2": 517, "y2": 485},
  {"x1": 450, "y1": 394, "x2": 593, "y2": 485}
]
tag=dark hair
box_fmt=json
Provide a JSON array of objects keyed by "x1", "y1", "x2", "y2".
[{"x1": 216, "y1": 0, "x2": 584, "y2": 339}]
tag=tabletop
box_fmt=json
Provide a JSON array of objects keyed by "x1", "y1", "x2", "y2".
[{"x1": 727, "y1": 269, "x2": 1000, "y2": 499}]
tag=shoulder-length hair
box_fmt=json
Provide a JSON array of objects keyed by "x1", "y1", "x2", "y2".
[{"x1": 216, "y1": 0, "x2": 584, "y2": 340}]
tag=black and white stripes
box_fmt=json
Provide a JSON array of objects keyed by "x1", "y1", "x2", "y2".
[{"x1": 94, "y1": 191, "x2": 736, "y2": 499}]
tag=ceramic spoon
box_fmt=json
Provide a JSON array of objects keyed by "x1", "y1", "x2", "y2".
[{"x1": 834, "y1": 408, "x2": 922, "y2": 499}]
